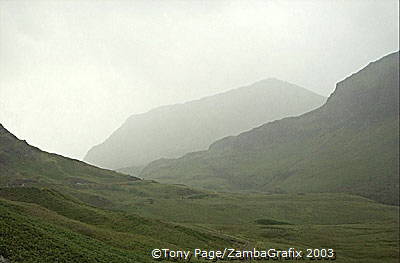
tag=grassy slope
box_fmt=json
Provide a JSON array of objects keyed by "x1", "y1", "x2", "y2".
[
  {"x1": 75, "y1": 180, "x2": 397, "y2": 226},
  {"x1": 141, "y1": 52, "x2": 399, "y2": 205},
  {"x1": 0, "y1": 187, "x2": 239, "y2": 263},
  {"x1": 0, "y1": 123, "x2": 244, "y2": 262},
  {"x1": 0, "y1": 185, "x2": 398, "y2": 263},
  {"x1": 0, "y1": 199, "x2": 144, "y2": 263},
  {"x1": 46, "y1": 183, "x2": 400, "y2": 262},
  {"x1": 0, "y1": 126, "x2": 135, "y2": 187}
]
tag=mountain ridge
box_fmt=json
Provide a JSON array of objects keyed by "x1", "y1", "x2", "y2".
[
  {"x1": 141, "y1": 51, "x2": 399, "y2": 205},
  {"x1": 84, "y1": 78, "x2": 326, "y2": 169}
]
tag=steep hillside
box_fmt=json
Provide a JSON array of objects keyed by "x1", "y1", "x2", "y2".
[
  {"x1": 84, "y1": 79, "x2": 325, "y2": 169},
  {"x1": 141, "y1": 52, "x2": 399, "y2": 205},
  {"x1": 0, "y1": 123, "x2": 138, "y2": 188}
]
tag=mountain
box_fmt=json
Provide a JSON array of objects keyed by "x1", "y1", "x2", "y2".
[
  {"x1": 141, "y1": 51, "x2": 400, "y2": 205},
  {"x1": 1, "y1": 98, "x2": 399, "y2": 261},
  {"x1": 84, "y1": 79, "x2": 326, "y2": 169}
]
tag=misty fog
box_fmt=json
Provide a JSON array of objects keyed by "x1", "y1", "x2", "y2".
[{"x1": 0, "y1": 0, "x2": 398, "y2": 159}]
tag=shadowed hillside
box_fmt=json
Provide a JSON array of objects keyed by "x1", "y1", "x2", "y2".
[
  {"x1": 0, "y1": 123, "x2": 139, "y2": 187},
  {"x1": 141, "y1": 52, "x2": 400, "y2": 205}
]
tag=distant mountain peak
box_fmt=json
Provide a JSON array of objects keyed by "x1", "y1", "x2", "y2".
[{"x1": 84, "y1": 79, "x2": 326, "y2": 169}]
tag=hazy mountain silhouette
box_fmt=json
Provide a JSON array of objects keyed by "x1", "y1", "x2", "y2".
[
  {"x1": 84, "y1": 79, "x2": 326, "y2": 169},
  {"x1": 141, "y1": 51, "x2": 400, "y2": 205}
]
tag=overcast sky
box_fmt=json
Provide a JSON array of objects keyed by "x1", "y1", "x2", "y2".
[{"x1": 0, "y1": 0, "x2": 398, "y2": 160}]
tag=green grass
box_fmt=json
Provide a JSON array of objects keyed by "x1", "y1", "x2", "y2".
[
  {"x1": 62, "y1": 180, "x2": 399, "y2": 262},
  {"x1": 0, "y1": 199, "x2": 146, "y2": 262},
  {"x1": 1, "y1": 186, "x2": 398, "y2": 262},
  {"x1": 76, "y1": 180, "x2": 398, "y2": 226},
  {"x1": 0, "y1": 187, "x2": 241, "y2": 263},
  {"x1": 255, "y1": 218, "x2": 291, "y2": 225}
]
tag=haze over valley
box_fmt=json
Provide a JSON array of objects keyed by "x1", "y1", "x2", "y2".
[
  {"x1": 1, "y1": 0, "x2": 398, "y2": 160},
  {"x1": 0, "y1": 1, "x2": 399, "y2": 262}
]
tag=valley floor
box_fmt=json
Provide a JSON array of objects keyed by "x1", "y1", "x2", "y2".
[{"x1": 1, "y1": 182, "x2": 398, "y2": 262}]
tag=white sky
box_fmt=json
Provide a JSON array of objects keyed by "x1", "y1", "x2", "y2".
[{"x1": 0, "y1": 0, "x2": 398, "y2": 159}]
